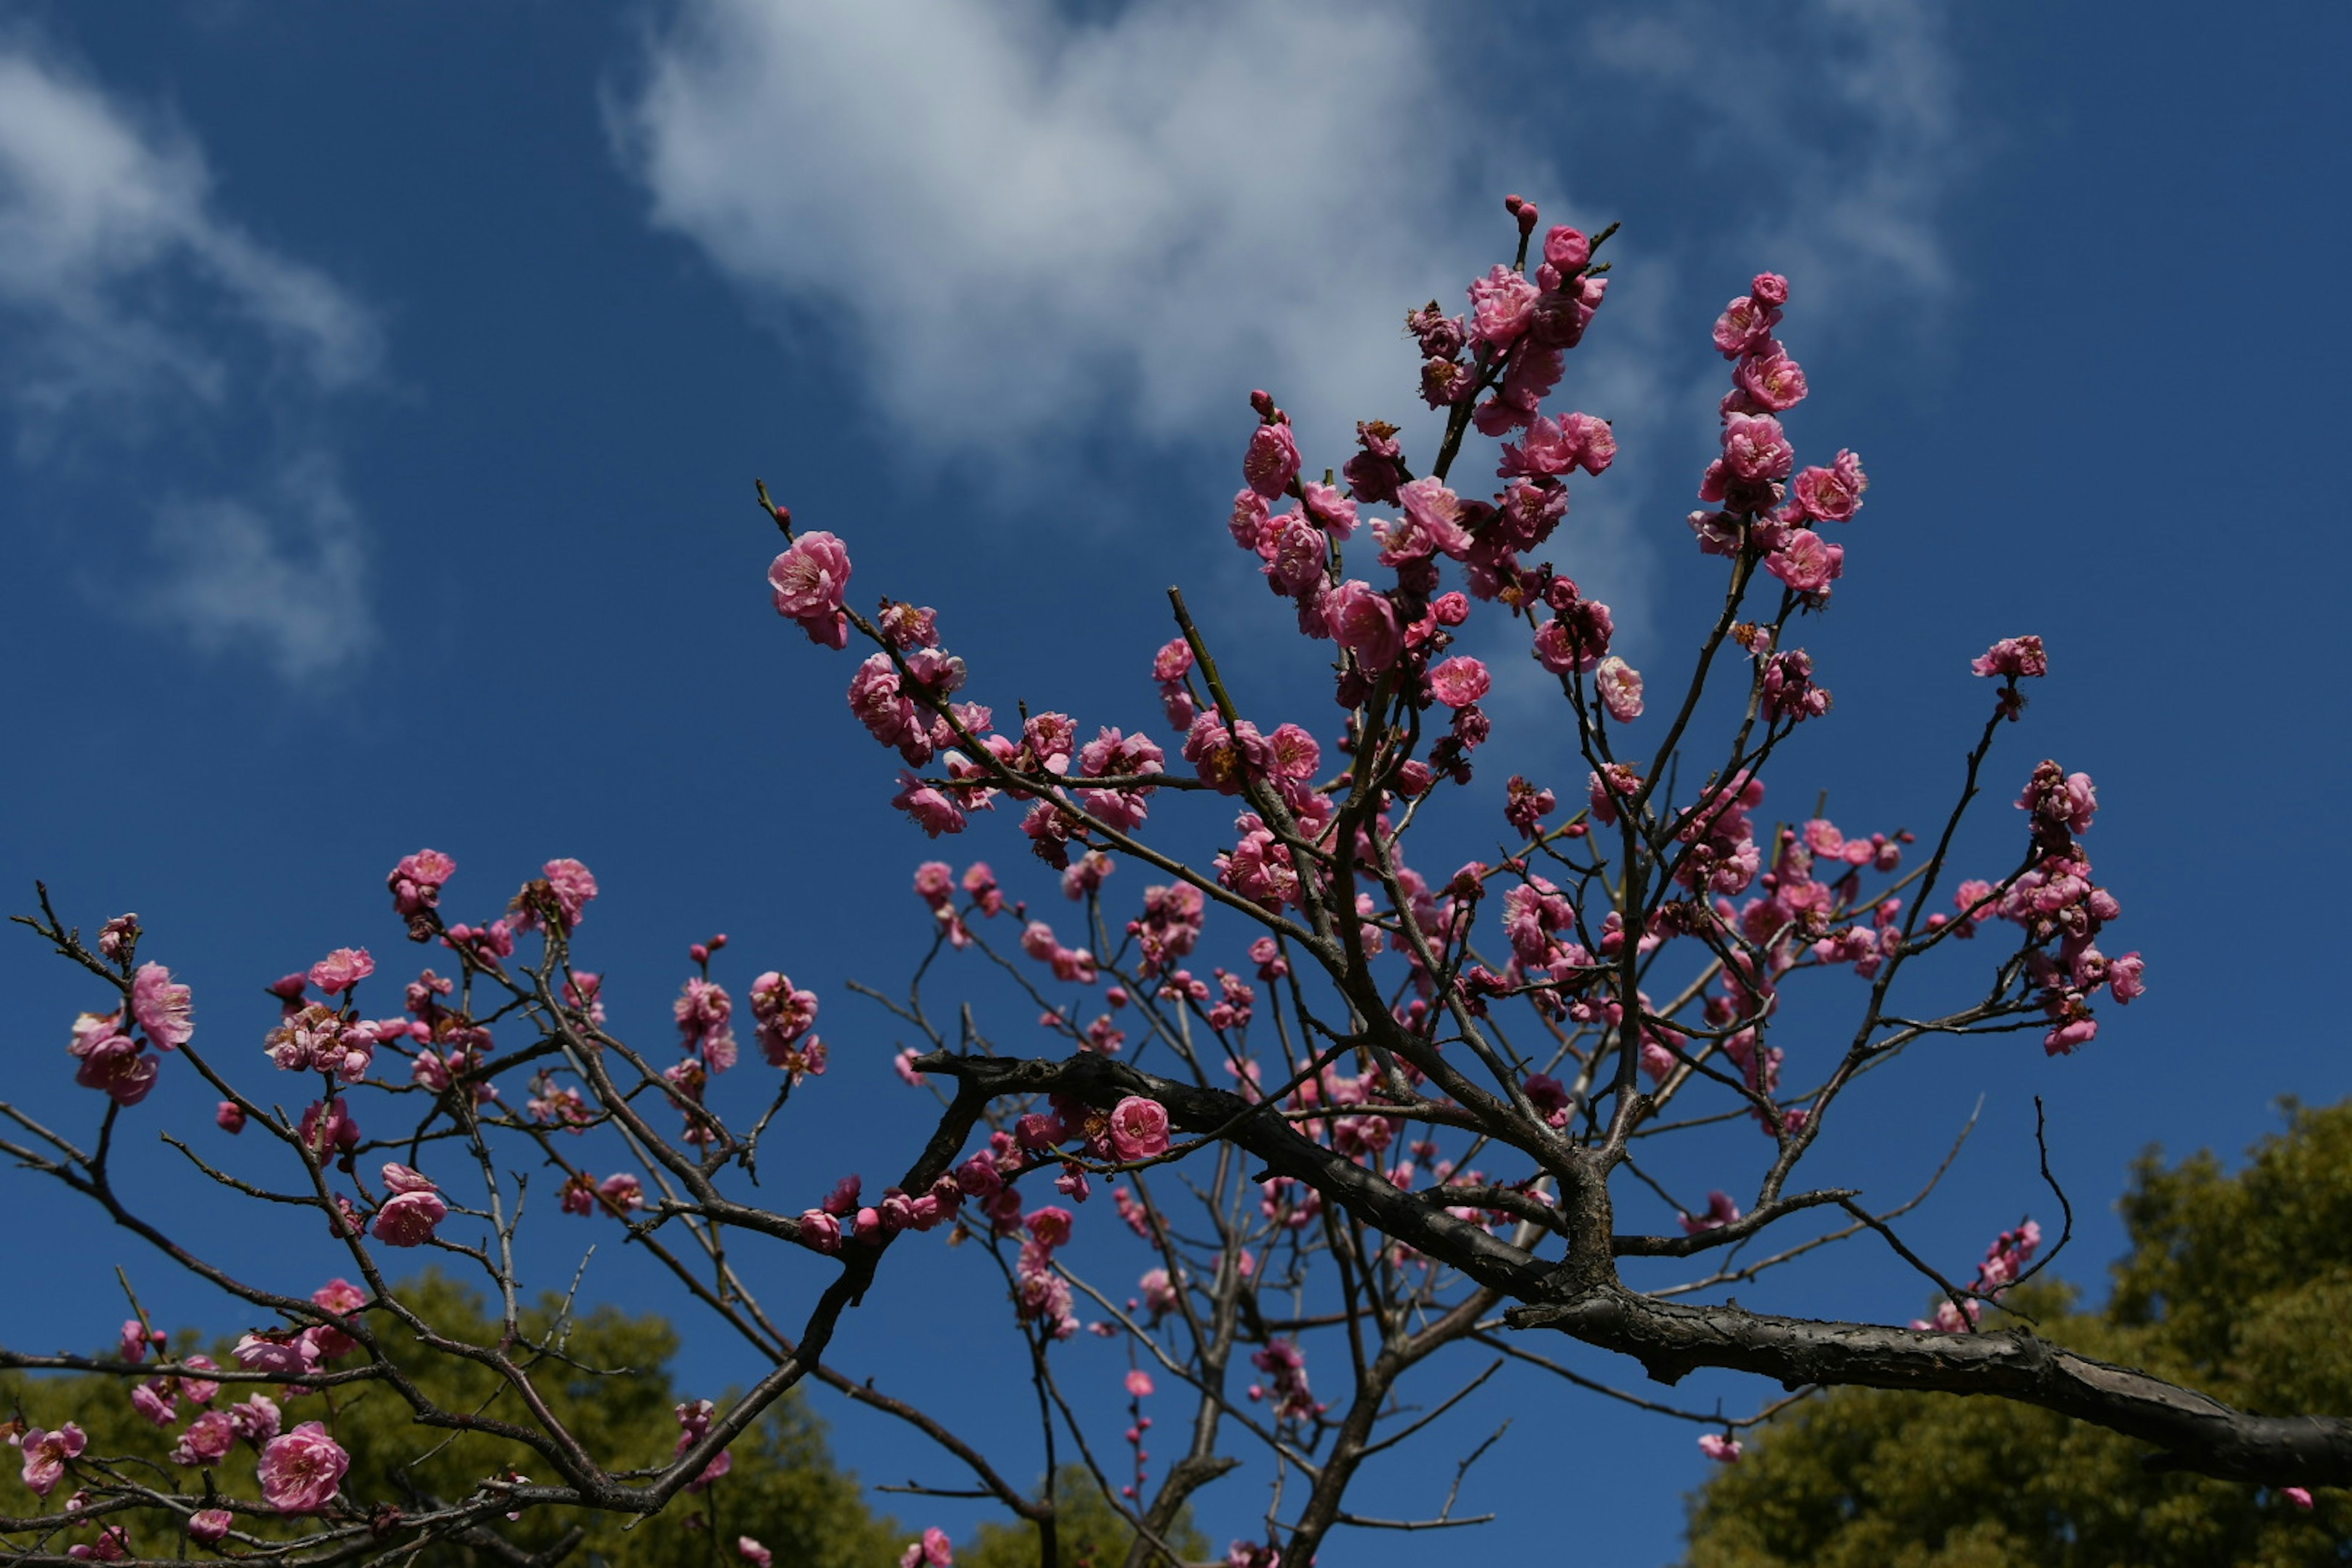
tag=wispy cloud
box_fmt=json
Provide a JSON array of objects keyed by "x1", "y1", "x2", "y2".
[
  {"x1": 613, "y1": 0, "x2": 1964, "y2": 666},
  {"x1": 0, "y1": 35, "x2": 382, "y2": 681},
  {"x1": 139, "y1": 456, "x2": 375, "y2": 682},
  {"x1": 1584, "y1": 0, "x2": 1961, "y2": 323},
  {"x1": 612, "y1": 0, "x2": 1521, "y2": 475}
]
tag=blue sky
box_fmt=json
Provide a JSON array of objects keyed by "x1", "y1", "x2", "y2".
[{"x1": 1, "y1": 2, "x2": 2345, "y2": 1561}]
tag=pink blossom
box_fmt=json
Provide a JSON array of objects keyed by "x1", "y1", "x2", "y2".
[
  {"x1": 388, "y1": 848, "x2": 457, "y2": 924},
  {"x1": 72, "y1": 1031, "x2": 159, "y2": 1106},
  {"x1": 1697, "y1": 1434, "x2": 1743, "y2": 1463},
  {"x1": 1468, "y1": 264, "x2": 1539, "y2": 348},
  {"x1": 19, "y1": 1423, "x2": 86, "y2": 1497},
  {"x1": 878, "y1": 600, "x2": 938, "y2": 649},
  {"x1": 598, "y1": 1173, "x2": 646, "y2": 1212},
  {"x1": 1427, "y1": 656, "x2": 1491, "y2": 709},
  {"x1": 131, "y1": 1380, "x2": 176, "y2": 1426},
  {"x1": 1229, "y1": 488, "x2": 1270, "y2": 550},
  {"x1": 561, "y1": 1172, "x2": 597, "y2": 1215},
  {"x1": 131, "y1": 963, "x2": 194, "y2": 1050},
  {"x1": 308, "y1": 1279, "x2": 365, "y2": 1357},
  {"x1": 372, "y1": 1176, "x2": 449, "y2": 1248},
  {"x1": 1301, "y1": 479, "x2": 1358, "y2": 540},
  {"x1": 1259, "y1": 511, "x2": 1327, "y2": 597},
  {"x1": 233, "y1": 1333, "x2": 318, "y2": 1380},
  {"x1": 1026, "y1": 1205, "x2": 1076, "y2": 1248},
  {"x1": 228, "y1": 1394, "x2": 281, "y2": 1445},
  {"x1": 1790, "y1": 449, "x2": 1868, "y2": 522},
  {"x1": 179, "y1": 1353, "x2": 222, "y2": 1404},
  {"x1": 1679, "y1": 1191, "x2": 1743, "y2": 1234},
  {"x1": 69, "y1": 1525, "x2": 130, "y2": 1561},
  {"x1": 1595, "y1": 657, "x2": 1645, "y2": 722},
  {"x1": 798, "y1": 1210, "x2": 842, "y2": 1253},
  {"x1": 2285, "y1": 1487, "x2": 2315, "y2": 1509},
  {"x1": 767, "y1": 530, "x2": 853, "y2": 632},
  {"x1": 526, "y1": 859, "x2": 595, "y2": 930},
  {"x1": 1243, "y1": 421, "x2": 1300, "y2": 500},
  {"x1": 1396, "y1": 476, "x2": 1475, "y2": 559},
  {"x1": 892, "y1": 772, "x2": 968, "y2": 837},
  {"x1": 1763, "y1": 529, "x2": 1844, "y2": 595},
  {"x1": 1327, "y1": 580, "x2": 1403, "y2": 673},
  {"x1": 2017, "y1": 761, "x2": 2099, "y2": 836},
  {"x1": 1713, "y1": 293, "x2": 1782, "y2": 358},
  {"x1": 1544, "y1": 224, "x2": 1591, "y2": 272},
  {"x1": 189, "y1": 1510, "x2": 234, "y2": 1545},
  {"x1": 256, "y1": 1421, "x2": 349, "y2": 1514},
  {"x1": 1719, "y1": 413, "x2": 1795, "y2": 484},
  {"x1": 1971, "y1": 635, "x2": 2049, "y2": 679},
  {"x1": 1109, "y1": 1096, "x2": 1172, "y2": 1161},
  {"x1": 97, "y1": 913, "x2": 139, "y2": 960},
  {"x1": 307, "y1": 947, "x2": 375, "y2": 995},
  {"x1": 172, "y1": 1411, "x2": 239, "y2": 1467},
  {"x1": 739, "y1": 1538, "x2": 773, "y2": 1568},
  {"x1": 1760, "y1": 649, "x2": 1831, "y2": 724},
  {"x1": 1733, "y1": 344, "x2": 1808, "y2": 412},
  {"x1": 2108, "y1": 951, "x2": 2147, "y2": 1005},
  {"x1": 1125, "y1": 1369, "x2": 1155, "y2": 1398}
]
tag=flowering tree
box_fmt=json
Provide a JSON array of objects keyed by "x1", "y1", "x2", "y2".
[{"x1": 6, "y1": 193, "x2": 2342, "y2": 1567}]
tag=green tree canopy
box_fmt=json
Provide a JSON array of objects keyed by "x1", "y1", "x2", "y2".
[
  {"x1": 3, "y1": 1272, "x2": 900, "y2": 1567},
  {"x1": 1683, "y1": 1100, "x2": 2352, "y2": 1568},
  {"x1": 956, "y1": 1465, "x2": 1210, "y2": 1568}
]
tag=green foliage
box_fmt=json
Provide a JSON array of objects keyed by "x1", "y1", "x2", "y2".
[
  {"x1": 1683, "y1": 1101, "x2": 2352, "y2": 1568},
  {"x1": 957, "y1": 1466, "x2": 1209, "y2": 1568},
  {"x1": 2, "y1": 1272, "x2": 899, "y2": 1567}
]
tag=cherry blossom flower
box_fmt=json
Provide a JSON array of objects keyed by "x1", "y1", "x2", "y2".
[
  {"x1": 308, "y1": 947, "x2": 375, "y2": 995},
  {"x1": 172, "y1": 1411, "x2": 238, "y2": 1467},
  {"x1": 188, "y1": 1508, "x2": 233, "y2": 1544},
  {"x1": 1679, "y1": 1191, "x2": 1743, "y2": 1234},
  {"x1": 233, "y1": 1333, "x2": 320, "y2": 1380},
  {"x1": 19, "y1": 1423, "x2": 86, "y2": 1497},
  {"x1": 1327, "y1": 580, "x2": 1403, "y2": 673},
  {"x1": 297, "y1": 1098, "x2": 360, "y2": 1158},
  {"x1": 767, "y1": 530, "x2": 853, "y2": 647},
  {"x1": 1467, "y1": 263, "x2": 1539, "y2": 348},
  {"x1": 1971, "y1": 635, "x2": 2049, "y2": 679},
  {"x1": 131, "y1": 963, "x2": 193, "y2": 1049},
  {"x1": 71, "y1": 1030, "x2": 158, "y2": 1106},
  {"x1": 1790, "y1": 448, "x2": 1868, "y2": 522},
  {"x1": 1698, "y1": 1434, "x2": 1743, "y2": 1463},
  {"x1": 1427, "y1": 656, "x2": 1491, "y2": 709},
  {"x1": 738, "y1": 1539, "x2": 772, "y2": 1567},
  {"x1": 1107, "y1": 1096, "x2": 1171, "y2": 1161},
  {"x1": 388, "y1": 848, "x2": 457, "y2": 924},
  {"x1": 1242, "y1": 420, "x2": 1300, "y2": 500},
  {"x1": 1594, "y1": 657, "x2": 1645, "y2": 722},
  {"x1": 256, "y1": 1421, "x2": 349, "y2": 1514},
  {"x1": 516, "y1": 858, "x2": 601, "y2": 930},
  {"x1": 97, "y1": 913, "x2": 138, "y2": 960},
  {"x1": 372, "y1": 1165, "x2": 448, "y2": 1248}
]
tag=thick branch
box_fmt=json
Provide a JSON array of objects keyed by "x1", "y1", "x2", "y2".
[{"x1": 1504, "y1": 1285, "x2": 2352, "y2": 1487}]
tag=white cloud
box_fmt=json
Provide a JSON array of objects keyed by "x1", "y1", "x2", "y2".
[
  {"x1": 614, "y1": 2, "x2": 1964, "y2": 632},
  {"x1": 613, "y1": 0, "x2": 1519, "y2": 475},
  {"x1": 1586, "y1": 0, "x2": 1961, "y2": 318},
  {"x1": 140, "y1": 456, "x2": 375, "y2": 681},
  {"x1": 0, "y1": 37, "x2": 382, "y2": 682},
  {"x1": 616, "y1": 1, "x2": 1962, "y2": 467}
]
